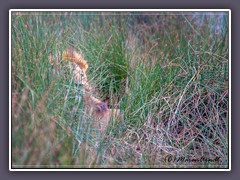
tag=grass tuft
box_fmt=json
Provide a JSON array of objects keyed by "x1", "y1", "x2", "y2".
[{"x1": 11, "y1": 11, "x2": 229, "y2": 168}]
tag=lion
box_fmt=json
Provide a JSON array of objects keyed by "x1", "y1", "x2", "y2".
[{"x1": 50, "y1": 47, "x2": 121, "y2": 133}]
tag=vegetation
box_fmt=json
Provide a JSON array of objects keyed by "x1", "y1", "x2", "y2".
[{"x1": 11, "y1": 11, "x2": 229, "y2": 168}]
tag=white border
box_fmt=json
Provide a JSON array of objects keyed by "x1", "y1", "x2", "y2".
[{"x1": 9, "y1": 9, "x2": 231, "y2": 172}]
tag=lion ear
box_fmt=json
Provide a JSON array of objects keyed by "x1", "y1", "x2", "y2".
[
  {"x1": 73, "y1": 51, "x2": 88, "y2": 72},
  {"x1": 62, "y1": 50, "x2": 88, "y2": 73}
]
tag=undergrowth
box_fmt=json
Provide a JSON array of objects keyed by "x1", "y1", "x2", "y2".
[{"x1": 11, "y1": 11, "x2": 229, "y2": 168}]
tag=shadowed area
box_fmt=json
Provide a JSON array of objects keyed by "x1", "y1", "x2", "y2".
[{"x1": 94, "y1": 102, "x2": 109, "y2": 113}]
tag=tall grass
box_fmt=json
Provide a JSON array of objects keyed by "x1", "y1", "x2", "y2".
[{"x1": 11, "y1": 11, "x2": 229, "y2": 168}]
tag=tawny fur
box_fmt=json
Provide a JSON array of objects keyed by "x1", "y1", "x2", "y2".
[
  {"x1": 83, "y1": 93, "x2": 120, "y2": 133},
  {"x1": 51, "y1": 48, "x2": 120, "y2": 133},
  {"x1": 62, "y1": 50, "x2": 88, "y2": 73}
]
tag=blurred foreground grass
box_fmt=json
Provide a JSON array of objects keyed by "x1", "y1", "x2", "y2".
[{"x1": 11, "y1": 11, "x2": 229, "y2": 168}]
